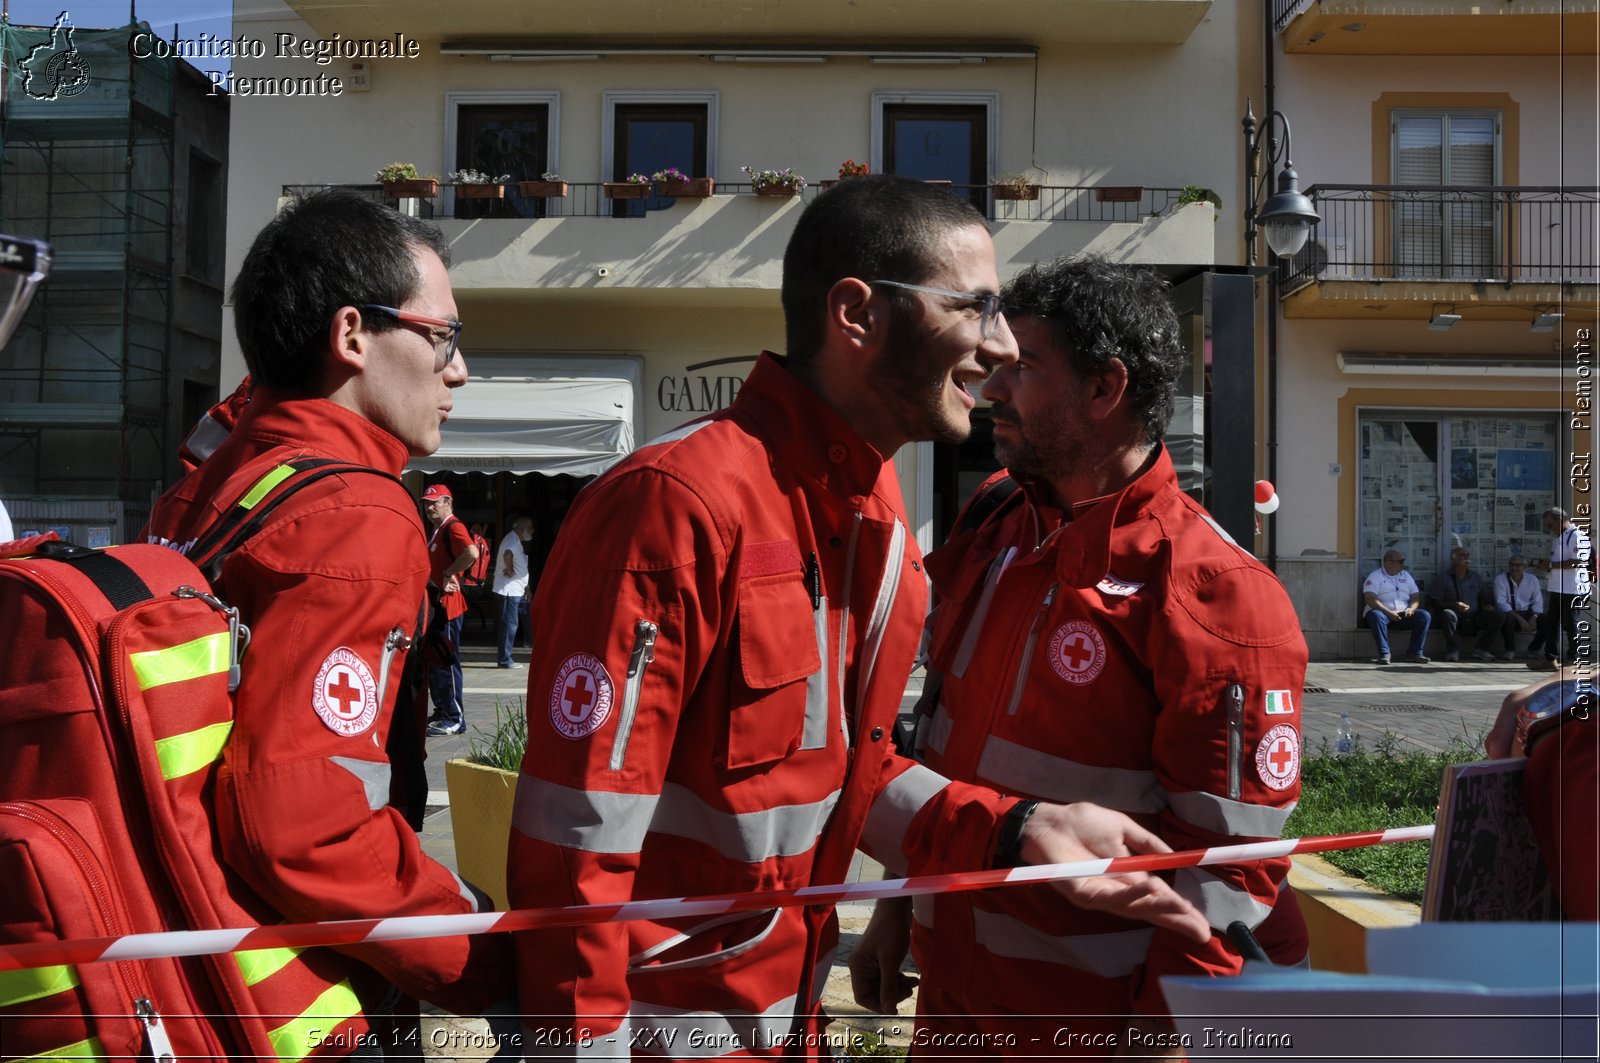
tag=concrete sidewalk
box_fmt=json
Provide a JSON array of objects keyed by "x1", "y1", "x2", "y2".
[{"x1": 412, "y1": 646, "x2": 1530, "y2": 1058}]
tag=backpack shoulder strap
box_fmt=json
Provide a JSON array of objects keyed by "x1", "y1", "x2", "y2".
[
  {"x1": 955, "y1": 474, "x2": 1023, "y2": 536},
  {"x1": 187, "y1": 458, "x2": 403, "y2": 581}
]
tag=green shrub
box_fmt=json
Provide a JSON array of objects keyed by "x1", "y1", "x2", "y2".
[
  {"x1": 466, "y1": 698, "x2": 527, "y2": 772},
  {"x1": 1283, "y1": 730, "x2": 1483, "y2": 902}
]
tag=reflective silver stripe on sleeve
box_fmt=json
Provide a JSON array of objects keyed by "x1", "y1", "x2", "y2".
[
  {"x1": 799, "y1": 597, "x2": 830, "y2": 751},
  {"x1": 515, "y1": 778, "x2": 839, "y2": 862},
  {"x1": 1175, "y1": 867, "x2": 1276, "y2": 931},
  {"x1": 950, "y1": 547, "x2": 1015, "y2": 678},
  {"x1": 912, "y1": 893, "x2": 935, "y2": 929},
  {"x1": 628, "y1": 955, "x2": 832, "y2": 1059},
  {"x1": 522, "y1": 1020, "x2": 630, "y2": 1060},
  {"x1": 858, "y1": 763, "x2": 951, "y2": 871},
  {"x1": 854, "y1": 518, "x2": 906, "y2": 709},
  {"x1": 971, "y1": 909, "x2": 1154, "y2": 978},
  {"x1": 975, "y1": 737, "x2": 1166, "y2": 813},
  {"x1": 654, "y1": 784, "x2": 840, "y2": 862},
  {"x1": 1166, "y1": 790, "x2": 1297, "y2": 838},
  {"x1": 329, "y1": 756, "x2": 391, "y2": 812},
  {"x1": 921, "y1": 700, "x2": 953, "y2": 758},
  {"x1": 514, "y1": 776, "x2": 659, "y2": 855}
]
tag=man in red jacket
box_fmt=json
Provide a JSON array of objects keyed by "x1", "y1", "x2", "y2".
[
  {"x1": 421, "y1": 482, "x2": 478, "y2": 736},
  {"x1": 145, "y1": 189, "x2": 511, "y2": 1048},
  {"x1": 508, "y1": 178, "x2": 1207, "y2": 1058},
  {"x1": 850, "y1": 256, "x2": 1310, "y2": 1055}
]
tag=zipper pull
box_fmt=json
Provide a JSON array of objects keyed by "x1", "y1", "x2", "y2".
[
  {"x1": 135, "y1": 996, "x2": 176, "y2": 1062},
  {"x1": 628, "y1": 620, "x2": 658, "y2": 676},
  {"x1": 176, "y1": 585, "x2": 249, "y2": 691},
  {"x1": 805, "y1": 551, "x2": 821, "y2": 611},
  {"x1": 385, "y1": 627, "x2": 413, "y2": 653}
]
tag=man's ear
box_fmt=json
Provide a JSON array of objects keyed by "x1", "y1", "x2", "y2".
[
  {"x1": 328, "y1": 305, "x2": 368, "y2": 373},
  {"x1": 824, "y1": 278, "x2": 881, "y2": 354},
  {"x1": 1082, "y1": 357, "x2": 1131, "y2": 423}
]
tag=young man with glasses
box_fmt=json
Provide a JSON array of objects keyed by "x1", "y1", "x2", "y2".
[
  {"x1": 144, "y1": 189, "x2": 512, "y2": 1041},
  {"x1": 1362, "y1": 550, "x2": 1433, "y2": 664},
  {"x1": 508, "y1": 176, "x2": 1207, "y2": 1057},
  {"x1": 1493, "y1": 555, "x2": 1545, "y2": 662},
  {"x1": 850, "y1": 255, "x2": 1310, "y2": 1054}
]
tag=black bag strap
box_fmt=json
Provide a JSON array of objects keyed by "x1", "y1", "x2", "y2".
[
  {"x1": 956, "y1": 474, "x2": 1023, "y2": 536},
  {"x1": 187, "y1": 458, "x2": 402, "y2": 582},
  {"x1": 35, "y1": 539, "x2": 155, "y2": 611}
]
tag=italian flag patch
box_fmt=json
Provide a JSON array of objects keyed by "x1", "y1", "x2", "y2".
[{"x1": 1265, "y1": 689, "x2": 1296, "y2": 715}]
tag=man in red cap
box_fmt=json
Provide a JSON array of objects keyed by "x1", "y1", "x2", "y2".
[{"x1": 422, "y1": 482, "x2": 477, "y2": 735}]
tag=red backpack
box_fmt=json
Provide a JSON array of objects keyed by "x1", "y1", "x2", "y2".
[
  {"x1": 0, "y1": 460, "x2": 395, "y2": 1060},
  {"x1": 461, "y1": 525, "x2": 492, "y2": 590}
]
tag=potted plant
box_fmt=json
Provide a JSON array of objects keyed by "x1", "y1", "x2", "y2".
[
  {"x1": 518, "y1": 171, "x2": 569, "y2": 198},
  {"x1": 375, "y1": 162, "x2": 439, "y2": 198},
  {"x1": 821, "y1": 159, "x2": 870, "y2": 189},
  {"x1": 652, "y1": 167, "x2": 714, "y2": 197},
  {"x1": 445, "y1": 698, "x2": 526, "y2": 910},
  {"x1": 992, "y1": 172, "x2": 1041, "y2": 201},
  {"x1": 1095, "y1": 184, "x2": 1145, "y2": 203},
  {"x1": 1173, "y1": 184, "x2": 1223, "y2": 218},
  {"x1": 741, "y1": 165, "x2": 807, "y2": 198},
  {"x1": 447, "y1": 168, "x2": 509, "y2": 199},
  {"x1": 603, "y1": 173, "x2": 653, "y2": 200}
]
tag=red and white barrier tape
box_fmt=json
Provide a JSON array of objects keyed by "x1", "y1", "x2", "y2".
[{"x1": 0, "y1": 825, "x2": 1433, "y2": 972}]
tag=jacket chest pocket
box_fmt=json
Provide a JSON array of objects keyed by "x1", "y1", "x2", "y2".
[{"x1": 724, "y1": 574, "x2": 826, "y2": 770}]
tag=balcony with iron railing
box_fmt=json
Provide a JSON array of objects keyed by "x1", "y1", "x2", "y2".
[
  {"x1": 279, "y1": 182, "x2": 1218, "y2": 295},
  {"x1": 1278, "y1": 184, "x2": 1599, "y2": 319}
]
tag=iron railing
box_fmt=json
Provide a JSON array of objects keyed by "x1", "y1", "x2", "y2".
[
  {"x1": 1272, "y1": 0, "x2": 1312, "y2": 32},
  {"x1": 1279, "y1": 184, "x2": 1600, "y2": 292},
  {"x1": 281, "y1": 183, "x2": 1195, "y2": 224}
]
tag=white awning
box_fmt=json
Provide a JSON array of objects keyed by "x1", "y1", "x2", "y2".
[{"x1": 408, "y1": 356, "x2": 640, "y2": 477}]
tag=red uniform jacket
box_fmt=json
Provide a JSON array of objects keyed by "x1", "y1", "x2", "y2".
[
  {"x1": 913, "y1": 450, "x2": 1309, "y2": 1025},
  {"x1": 144, "y1": 389, "x2": 511, "y2": 1016},
  {"x1": 429, "y1": 514, "x2": 473, "y2": 621},
  {"x1": 507, "y1": 355, "x2": 1015, "y2": 1057}
]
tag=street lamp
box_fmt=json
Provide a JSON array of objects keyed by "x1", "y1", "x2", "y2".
[{"x1": 1242, "y1": 101, "x2": 1319, "y2": 265}]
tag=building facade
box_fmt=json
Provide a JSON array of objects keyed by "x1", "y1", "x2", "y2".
[
  {"x1": 221, "y1": 0, "x2": 1260, "y2": 556},
  {"x1": 0, "y1": 18, "x2": 230, "y2": 542},
  {"x1": 1267, "y1": 0, "x2": 1597, "y2": 656}
]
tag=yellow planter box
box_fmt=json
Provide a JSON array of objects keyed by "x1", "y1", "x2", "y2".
[
  {"x1": 445, "y1": 758, "x2": 518, "y2": 911},
  {"x1": 1289, "y1": 854, "x2": 1421, "y2": 973}
]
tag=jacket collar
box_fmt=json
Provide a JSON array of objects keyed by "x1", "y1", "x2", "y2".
[
  {"x1": 736, "y1": 352, "x2": 896, "y2": 504},
  {"x1": 1049, "y1": 443, "x2": 1181, "y2": 588},
  {"x1": 228, "y1": 386, "x2": 413, "y2": 476}
]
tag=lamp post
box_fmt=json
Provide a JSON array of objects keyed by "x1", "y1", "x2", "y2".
[{"x1": 1242, "y1": 101, "x2": 1319, "y2": 265}]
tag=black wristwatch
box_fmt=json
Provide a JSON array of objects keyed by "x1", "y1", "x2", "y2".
[{"x1": 993, "y1": 799, "x2": 1040, "y2": 868}]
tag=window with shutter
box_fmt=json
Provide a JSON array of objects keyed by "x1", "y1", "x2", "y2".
[{"x1": 1392, "y1": 110, "x2": 1500, "y2": 280}]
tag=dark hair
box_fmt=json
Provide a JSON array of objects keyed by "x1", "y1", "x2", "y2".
[
  {"x1": 781, "y1": 175, "x2": 986, "y2": 364},
  {"x1": 1002, "y1": 254, "x2": 1184, "y2": 444},
  {"x1": 230, "y1": 189, "x2": 451, "y2": 391}
]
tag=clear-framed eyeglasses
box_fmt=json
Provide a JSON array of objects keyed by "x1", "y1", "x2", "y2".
[{"x1": 869, "y1": 280, "x2": 1004, "y2": 340}]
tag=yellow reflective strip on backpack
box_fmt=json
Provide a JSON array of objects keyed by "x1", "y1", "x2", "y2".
[
  {"x1": 239, "y1": 463, "x2": 298, "y2": 510},
  {"x1": 154, "y1": 720, "x2": 234, "y2": 781},
  {"x1": 0, "y1": 964, "x2": 79, "y2": 1007},
  {"x1": 267, "y1": 979, "x2": 362, "y2": 1062},
  {"x1": 235, "y1": 945, "x2": 303, "y2": 986},
  {"x1": 130, "y1": 631, "x2": 231, "y2": 691},
  {"x1": 20, "y1": 1037, "x2": 106, "y2": 1059}
]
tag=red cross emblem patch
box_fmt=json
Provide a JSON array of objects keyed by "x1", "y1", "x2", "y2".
[
  {"x1": 1255, "y1": 723, "x2": 1300, "y2": 791},
  {"x1": 312, "y1": 646, "x2": 379, "y2": 737},
  {"x1": 550, "y1": 652, "x2": 614, "y2": 740},
  {"x1": 1048, "y1": 621, "x2": 1106, "y2": 685}
]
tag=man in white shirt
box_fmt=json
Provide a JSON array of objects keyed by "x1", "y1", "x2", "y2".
[
  {"x1": 1530, "y1": 507, "x2": 1592, "y2": 669},
  {"x1": 1492, "y1": 555, "x2": 1545, "y2": 662},
  {"x1": 1362, "y1": 549, "x2": 1432, "y2": 665},
  {"x1": 493, "y1": 515, "x2": 535, "y2": 668}
]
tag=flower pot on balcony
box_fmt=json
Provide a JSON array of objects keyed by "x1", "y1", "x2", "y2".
[
  {"x1": 753, "y1": 184, "x2": 800, "y2": 198},
  {"x1": 518, "y1": 179, "x2": 569, "y2": 198},
  {"x1": 454, "y1": 182, "x2": 505, "y2": 199},
  {"x1": 655, "y1": 177, "x2": 715, "y2": 198},
  {"x1": 382, "y1": 178, "x2": 439, "y2": 198},
  {"x1": 1094, "y1": 185, "x2": 1144, "y2": 203},
  {"x1": 604, "y1": 182, "x2": 651, "y2": 200},
  {"x1": 992, "y1": 184, "x2": 1040, "y2": 201}
]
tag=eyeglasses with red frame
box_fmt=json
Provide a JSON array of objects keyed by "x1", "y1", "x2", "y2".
[{"x1": 358, "y1": 303, "x2": 463, "y2": 368}]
